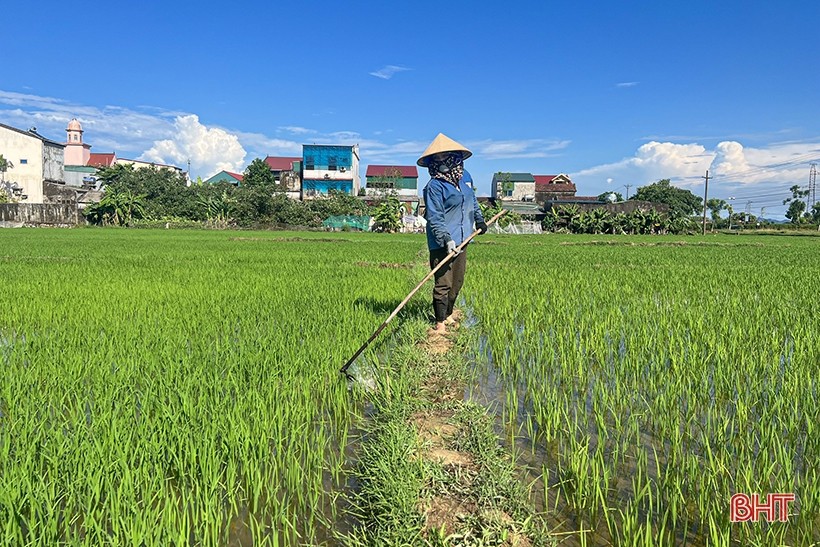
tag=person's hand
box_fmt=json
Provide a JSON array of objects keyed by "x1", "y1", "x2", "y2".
[
  {"x1": 476, "y1": 219, "x2": 488, "y2": 235},
  {"x1": 446, "y1": 240, "x2": 459, "y2": 255}
]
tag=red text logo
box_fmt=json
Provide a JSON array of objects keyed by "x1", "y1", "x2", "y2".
[{"x1": 730, "y1": 493, "x2": 795, "y2": 523}]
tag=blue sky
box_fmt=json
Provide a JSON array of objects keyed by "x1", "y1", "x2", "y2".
[{"x1": 3, "y1": 0, "x2": 819, "y2": 217}]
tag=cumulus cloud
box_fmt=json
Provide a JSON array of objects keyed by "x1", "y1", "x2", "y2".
[
  {"x1": 572, "y1": 139, "x2": 820, "y2": 216},
  {"x1": 369, "y1": 65, "x2": 411, "y2": 80},
  {"x1": 710, "y1": 141, "x2": 751, "y2": 176},
  {"x1": 141, "y1": 115, "x2": 246, "y2": 176}
]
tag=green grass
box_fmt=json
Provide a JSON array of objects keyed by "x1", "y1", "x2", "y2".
[
  {"x1": 1, "y1": 228, "x2": 817, "y2": 545},
  {"x1": 0, "y1": 228, "x2": 428, "y2": 545},
  {"x1": 463, "y1": 233, "x2": 820, "y2": 545}
]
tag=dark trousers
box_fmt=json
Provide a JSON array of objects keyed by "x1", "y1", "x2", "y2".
[{"x1": 429, "y1": 247, "x2": 467, "y2": 322}]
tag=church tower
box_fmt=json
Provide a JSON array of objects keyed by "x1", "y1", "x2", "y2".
[{"x1": 64, "y1": 118, "x2": 91, "y2": 166}]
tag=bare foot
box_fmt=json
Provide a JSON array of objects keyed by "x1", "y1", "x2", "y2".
[{"x1": 428, "y1": 322, "x2": 447, "y2": 336}]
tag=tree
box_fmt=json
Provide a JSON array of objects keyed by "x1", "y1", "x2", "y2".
[
  {"x1": 369, "y1": 168, "x2": 403, "y2": 196},
  {"x1": 495, "y1": 172, "x2": 513, "y2": 198},
  {"x1": 784, "y1": 200, "x2": 806, "y2": 223},
  {"x1": 783, "y1": 184, "x2": 810, "y2": 224},
  {"x1": 706, "y1": 198, "x2": 727, "y2": 225},
  {"x1": 83, "y1": 187, "x2": 146, "y2": 226},
  {"x1": 0, "y1": 154, "x2": 13, "y2": 183},
  {"x1": 597, "y1": 191, "x2": 624, "y2": 203},
  {"x1": 371, "y1": 195, "x2": 403, "y2": 233},
  {"x1": 633, "y1": 179, "x2": 702, "y2": 218},
  {"x1": 242, "y1": 158, "x2": 277, "y2": 187},
  {"x1": 812, "y1": 202, "x2": 820, "y2": 224}
]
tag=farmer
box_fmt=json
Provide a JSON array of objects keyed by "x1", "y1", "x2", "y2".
[{"x1": 419, "y1": 133, "x2": 487, "y2": 334}]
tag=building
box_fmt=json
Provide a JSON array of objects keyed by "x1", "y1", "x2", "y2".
[
  {"x1": 115, "y1": 157, "x2": 184, "y2": 174},
  {"x1": 264, "y1": 156, "x2": 302, "y2": 199},
  {"x1": 63, "y1": 119, "x2": 100, "y2": 188},
  {"x1": 0, "y1": 122, "x2": 65, "y2": 203},
  {"x1": 364, "y1": 165, "x2": 419, "y2": 213},
  {"x1": 64, "y1": 119, "x2": 91, "y2": 167},
  {"x1": 203, "y1": 170, "x2": 244, "y2": 185},
  {"x1": 88, "y1": 153, "x2": 117, "y2": 168},
  {"x1": 301, "y1": 144, "x2": 360, "y2": 198},
  {"x1": 365, "y1": 165, "x2": 418, "y2": 196},
  {"x1": 533, "y1": 174, "x2": 577, "y2": 202},
  {"x1": 491, "y1": 172, "x2": 536, "y2": 201}
]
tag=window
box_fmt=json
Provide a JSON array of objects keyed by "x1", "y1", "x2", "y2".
[
  {"x1": 20, "y1": 159, "x2": 28, "y2": 164},
  {"x1": 305, "y1": 156, "x2": 314, "y2": 170},
  {"x1": 504, "y1": 190, "x2": 513, "y2": 197},
  {"x1": 328, "y1": 156, "x2": 337, "y2": 171}
]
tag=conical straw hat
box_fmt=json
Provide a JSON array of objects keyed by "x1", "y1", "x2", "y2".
[{"x1": 417, "y1": 133, "x2": 472, "y2": 167}]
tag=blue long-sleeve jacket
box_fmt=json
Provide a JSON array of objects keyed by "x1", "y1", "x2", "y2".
[{"x1": 423, "y1": 172, "x2": 485, "y2": 250}]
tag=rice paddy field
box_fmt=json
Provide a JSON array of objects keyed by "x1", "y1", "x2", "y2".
[{"x1": 0, "y1": 227, "x2": 818, "y2": 545}]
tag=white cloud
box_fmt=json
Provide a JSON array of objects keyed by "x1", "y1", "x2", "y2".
[
  {"x1": 710, "y1": 141, "x2": 751, "y2": 177},
  {"x1": 277, "y1": 126, "x2": 314, "y2": 135},
  {"x1": 141, "y1": 115, "x2": 246, "y2": 177},
  {"x1": 616, "y1": 82, "x2": 639, "y2": 88},
  {"x1": 369, "y1": 65, "x2": 411, "y2": 80},
  {"x1": 469, "y1": 139, "x2": 571, "y2": 160},
  {"x1": 0, "y1": 90, "x2": 178, "y2": 153},
  {"x1": 572, "y1": 139, "x2": 820, "y2": 217}
]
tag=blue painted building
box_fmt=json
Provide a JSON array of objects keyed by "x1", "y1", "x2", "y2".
[{"x1": 301, "y1": 144, "x2": 360, "y2": 198}]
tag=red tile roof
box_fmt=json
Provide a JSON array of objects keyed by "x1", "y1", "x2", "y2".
[
  {"x1": 227, "y1": 171, "x2": 244, "y2": 182},
  {"x1": 87, "y1": 153, "x2": 116, "y2": 167},
  {"x1": 264, "y1": 156, "x2": 301, "y2": 171},
  {"x1": 535, "y1": 174, "x2": 576, "y2": 193},
  {"x1": 533, "y1": 175, "x2": 557, "y2": 185},
  {"x1": 536, "y1": 183, "x2": 577, "y2": 193},
  {"x1": 366, "y1": 165, "x2": 418, "y2": 178}
]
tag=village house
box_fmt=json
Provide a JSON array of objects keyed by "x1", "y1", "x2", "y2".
[
  {"x1": 0, "y1": 122, "x2": 65, "y2": 203},
  {"x1": 203, "y1": 170, "x2": 244, "y2": 185},
  {"x1": 301, "y1": 144, "x2": 360, "y2": 199},
  {"x1": 491, "y1": 172, "x2": 536, "y2": 201},
  {"x1": 264, "y1": 156, "x2": 302, "y2": 199},
  {"x1": 363, "y1": 165, "x2": 419, "y2": 214}
]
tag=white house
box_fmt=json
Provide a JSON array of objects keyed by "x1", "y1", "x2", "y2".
[{"x1": 0, "y1": 122, "x2": 65, "y2": 203}]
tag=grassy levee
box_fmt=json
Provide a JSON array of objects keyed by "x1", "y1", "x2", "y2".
[
  {"x1": 0, "y1": 228, "x2": 428, "y2": 545},
  {"x1": 463, "y1": 234, "x2": 820, "y2": 545},
  {"x1": 345, "y1": 328, "x2": 545, "y2": 546}
]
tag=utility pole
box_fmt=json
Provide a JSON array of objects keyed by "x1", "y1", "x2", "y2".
[
  {"x1": 701, "y1": 170, "x2": 709, "y2": 235},
  {"x1": 625, "y1": 184, "x2": 632, "y2": 200},
  {"x1": 745, "y1": 200, "x2": 752, "y2": 229}
]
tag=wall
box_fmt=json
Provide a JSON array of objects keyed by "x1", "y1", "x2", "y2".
[
  {"x1": 43, "y1": 143, "x2": 66, "y2": 184},
  {"x1": 0, "y1": 126, "x2": 44, "y2": 203},
  {"x1": 0, "y1": 203, "x2": 79, "y2": 227},
  {"x1": 302, "y1": 145, "x2": 360, "y2": 196},
  {"x1": 506, "y1": 182, "x2": 535, "y2": 201}
]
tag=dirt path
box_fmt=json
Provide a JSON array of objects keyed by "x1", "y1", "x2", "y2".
[{"x1": 410, "y1": 310, "x2": 537, "y2": 546}]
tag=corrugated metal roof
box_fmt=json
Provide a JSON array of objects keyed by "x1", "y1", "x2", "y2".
[
  {"x1": 536, "y1": 183, "x2": 577, "y2": 193},
  {"x1": 264, "y1": 156, "x2": 301, "y2": 171},
  {"x1": 87, "y1": 153, "x2": 116, "y2": 167},
  {"x1": 366, "y1": 165, "x2": 418, "y2": 178},
  {"x1": 492, "y1": 172, "x2": 535, "y2": 183}
]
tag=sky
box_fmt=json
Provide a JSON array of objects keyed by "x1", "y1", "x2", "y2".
[{"x1": 2, "y1": 0, "x2": 819, "y2": 218}]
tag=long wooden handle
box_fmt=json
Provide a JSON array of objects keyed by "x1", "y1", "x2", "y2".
[{"x1": 341, "y1": 209, "x2": 506, "y2": 375}]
